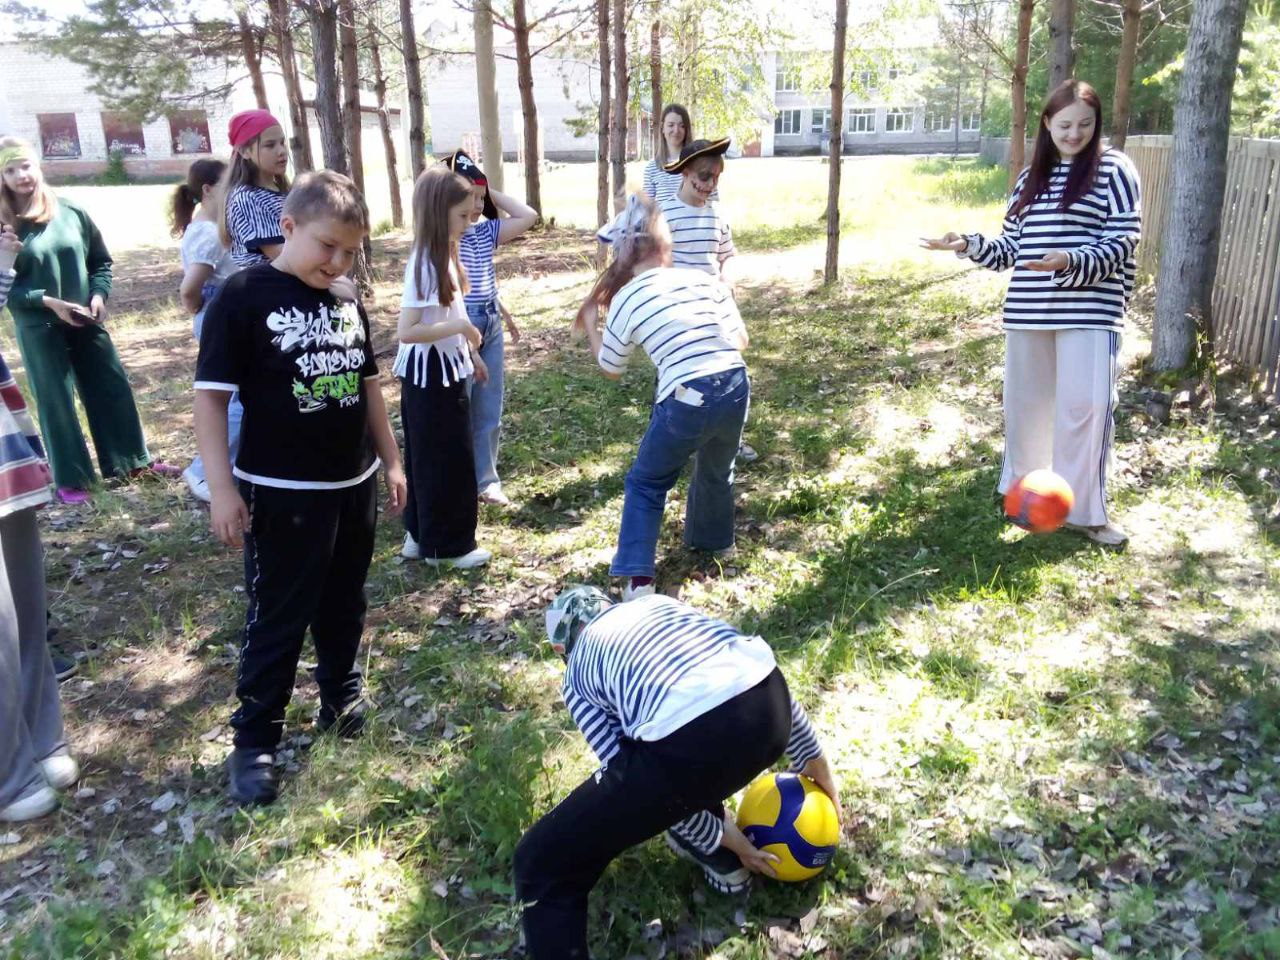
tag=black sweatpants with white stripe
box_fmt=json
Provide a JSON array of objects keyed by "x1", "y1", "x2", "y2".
[
  {"x1": 231, "y1": 476, "x2": 377, "y2": 751},
  {"x1": 513, "y1": 668, "x2": 792, "y2": 960}
]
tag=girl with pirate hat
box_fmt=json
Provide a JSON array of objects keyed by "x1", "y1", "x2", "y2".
[{"x1": 439, "y1": 149, "x2": 537, "y2": 507}]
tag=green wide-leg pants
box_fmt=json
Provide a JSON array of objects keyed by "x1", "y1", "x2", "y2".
[{"x1": 13, "y1": 320, "x2": 150, "y2": 490}]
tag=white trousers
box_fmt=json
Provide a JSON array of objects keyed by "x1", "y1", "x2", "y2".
[{"x1": 998, "y1": 328, "x2": 1120, "y2": 528}]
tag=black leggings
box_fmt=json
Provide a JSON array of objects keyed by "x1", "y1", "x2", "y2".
[{"x1": 513, "y1": 668, "x2": 793, "y2": 959}]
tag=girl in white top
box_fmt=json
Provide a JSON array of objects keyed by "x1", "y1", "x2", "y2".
[
  {"x1": 395, "y1": 168, "x2": 491, "y2": 569},
  {"x1": 171, "y1": 158, "x2": 239, "y2": 503}
]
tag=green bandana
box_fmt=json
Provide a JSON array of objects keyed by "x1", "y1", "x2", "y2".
[
  {"x1": 0, "y1": 146, "x2": 32, "y2": 169},
  {"x1": 545, "y1": 585, "x2": 611, "y2": 656}
]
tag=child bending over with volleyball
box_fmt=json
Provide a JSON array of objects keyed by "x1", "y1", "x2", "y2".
[
  {"x1": 514, "y1": 587, "x2": 838, "y2": 960},
  {"x1": 576, "y1": 193, "x2": 750, "y2": 601}
]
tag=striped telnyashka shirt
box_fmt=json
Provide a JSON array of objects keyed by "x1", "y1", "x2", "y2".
[
  {"x1": 657, "y1": 194, "x2": 735, "y2": 275},
  {"x1": 459, "y1": 218, "x2": 501, "y2": 308},
  {"x1": 563, "y1": 594, "x2": 824, "y2": 853},
  {"x1": 225, "y1": 184, "x2": 287, "y2": 268},
  {"x1": 598, "y1": 267, "x2": 745, "y2": 403},
  {"x1": 0, "y1": 271, "x2": 53, "y2": 516},
  {"x1": 962, "y1": 149, "x2": 1142, "y2": 331}
]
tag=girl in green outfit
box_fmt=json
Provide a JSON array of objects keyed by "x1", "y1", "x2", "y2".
[{"x1": 0, "y1": 137, "x2": 175, "y2": 503}]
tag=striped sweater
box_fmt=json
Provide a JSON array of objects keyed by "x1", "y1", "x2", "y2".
[
  {"x1": 0, "y1": 271, "x2": 53, "y2": 516},
  {"x1": 962, "y1": 149, "x2": 1142, "y2": 330},
  {"x1": 563, "y1": 594, "x2": 823, "y2": 853},
  {"x1": 599, "y1": 267, "x2": 746, "y2": 403}
]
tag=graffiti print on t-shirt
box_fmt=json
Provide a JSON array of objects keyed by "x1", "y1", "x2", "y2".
[{"x1": 267, "y1": 301, "x2": 369, "y2": 413}]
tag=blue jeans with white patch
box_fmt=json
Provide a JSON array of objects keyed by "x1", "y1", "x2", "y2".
[
  {"x1": 466, "y1": 297, "x2": 504, "y2": 492},
  {"x1": 610, "y1": 367, "x2": 749, "y2": 578}
]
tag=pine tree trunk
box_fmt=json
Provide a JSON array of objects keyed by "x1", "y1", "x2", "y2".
[
  {"x1": 610, "y1": 0, "x2": 626, "y2": 214},
  {"x1": 368, "y1": 18, "x2": 403, "y2": 229},
  {"x1": 650, "y1": 19, "x2": 662, "y2": 159},
  {"x1": 1111, "y1": 0, "x2": 1142, "y2": 149},
  {"x1": 309, "y1": 0, "x2": 346, "y2": 174},
  {"x1": 473, "y1": 0, "x2": 505, "y2": 191},
  {"x1": 400, "y1": 0, "x2": 426, "y2": 181},
  {"x1": 238, "y1": 12, "x2": 270, "y2": 109},
  {"x1": 338, "y1": 0, "x2": 363, "y2": 191},
  {"x1": 824, "y1": 0, "x2": 848, "y2": 285},
  {"x1": 512, "y1": 0, "x2": 542, "y2": 216},
  {"x1": 1152, "y1": 0, "x2": 1249, "y2": 371},
  {"x1": 271, "y1": 0, "x2": 313, "y2": 172},
  {"x1": 1008, "y1": 0, "x2": 1034, "y2": 188},
  {"x1": 596, "y1": 0, "x2": 611, "y2": 264},
  {"x1": 1048, "y1": 0, "x2": 1077, "y2": 92}
]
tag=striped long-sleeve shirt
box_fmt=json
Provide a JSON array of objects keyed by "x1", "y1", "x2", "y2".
[
  {"x1": 599, "y1": 267, "x2": 745, "y2": 402},
  {"x1": 962, "y1": 149, "x2": 1142, "y2": 331},
  {"x1": 225, "y1": 184, "x2": 287, "y2": 268},
  {"x1": 563, "y1": 594, "x2": 824, "y2": 853},
  {"x1": 0, "y1": 271, "x2": 53, "y2": 516}
]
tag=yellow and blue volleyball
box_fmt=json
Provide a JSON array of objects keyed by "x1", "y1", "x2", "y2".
[{"x1": 736, "y1": 773, "x2": 840, "y2": 882}]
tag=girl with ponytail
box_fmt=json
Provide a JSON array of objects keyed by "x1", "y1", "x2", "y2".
[{"x1": 173, "y1": 157, "x2": 235, "y2": 502}]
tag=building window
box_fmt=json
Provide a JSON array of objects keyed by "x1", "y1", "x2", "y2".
[
  {"x1": 774, "y1": 109, "x2": 802, "y2": 136},
  {"x1": 168, "y1": 110, "x2": 212, "y2": 155},
  {"x1": 811, "y1": 107, "x2": 831, "y2": 135},
  {"x1": 847, "y1": 108, "x2": 876, "y2": 134},
  {"x1": 856, "y1": 68, "x2": 877, "y2": 90},
  {"x1": 887, "y1": 67, "x2": 902, "y2": 82},
  {"x1": 37, "y1": 113, "x2": 80, "y2": 159},
  {"x1": 926, "y1": 110, "x2": 953, "y2": 133},
  {"x1": 775, "y1": 59, "x2": 800, "y2": 93},
  {"x1": 101, "y1": 112, "x2": 146, "y2": 156},
  {"x1": 960, "y1": 106, "x2": 982, "y2": 132},
  {"x1": 885, "y1": 107, "x2": 913, "y2": 133}
]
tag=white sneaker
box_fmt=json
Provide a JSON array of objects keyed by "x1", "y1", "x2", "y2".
[
  {"x1": 182, "y1": 465, "x2": 211, "y2": 503},
  {"x1": 39, "y1": 754, "x2": 79, "y2": 790},
  {"x1": 478, "y1": 483, "x2": 512, "y2": 507},
  {"x1": 622, "y1": 580, "x2": 656, "y2": 602},
  {"x1": 423, "y1": 547, "x2": 492, "y2": 569},
  {"x1": 1067, "y1": 522, "x2": 1129, "y2": 546},
  {"x1": 0, "y1": 785, "x2": 57, "y2": 822},
  {"x1": 401, "y1": 533, "x2": 421, "y2": 560}
]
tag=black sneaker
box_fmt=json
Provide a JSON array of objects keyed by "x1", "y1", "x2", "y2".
[
  {"x1": 315, "y1": 699, "x2": 369, "y2": 739},
  {"x1": 665, "y1": 829, "x2": 751, "y2": 894},
  {"x1": 226, "y1": 748, "x2": 278, "y2": 806},
  {"x1": 51, "y1": 652, "x2": 78, "y2": 682}
]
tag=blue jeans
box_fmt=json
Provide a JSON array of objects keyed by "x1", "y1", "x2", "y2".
[
  {"x1": 190, "y1": 300, "x2": 242, "y2": 484},
  {"x1": 466, "y1": 298, "x2": 504, "y2": 491},
  {"x1": 611, "y1": 368, "x2": 749, "y2": 578}
]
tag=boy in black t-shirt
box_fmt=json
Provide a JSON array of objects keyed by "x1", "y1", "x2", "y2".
[{"x1": 195, "y1": 171, "x2": 406, "y2": 806}]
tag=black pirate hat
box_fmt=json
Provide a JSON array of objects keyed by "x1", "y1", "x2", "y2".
[
  {"x1": 662, "y1": 137, "x2": 731, "y2": 174},
  {"x1": 440, "y1": 148, "x2": 499, "y2": 219}
]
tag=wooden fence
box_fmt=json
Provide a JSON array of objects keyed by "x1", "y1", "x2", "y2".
[{"x1": 1126, "y1": 135, "x2": 1280, "y2": 393}]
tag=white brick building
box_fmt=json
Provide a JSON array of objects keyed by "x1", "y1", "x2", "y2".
[{"x1": 0, "y1": 42, "x2": 401, "y2": 179}]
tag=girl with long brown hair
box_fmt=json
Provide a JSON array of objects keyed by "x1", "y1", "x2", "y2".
[
  {"x1": 576, "y1": 193, "x2": 750, "y2": 599},
  {"x1": 0, "y1": 137, "x2": 176, "y2": 502},
  {"x1": 922, "y1": 79, "x2": 1142, "y2": 546},
  {"x1": 394, "y1": 167, "x2": 490, "y2": 568}
]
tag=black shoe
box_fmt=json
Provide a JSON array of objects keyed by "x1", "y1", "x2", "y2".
[
  {"x1": 315, "y1": 699, "x2": 369, "y2": 739},
  {"x1": 226, "y1": 748, "x2": 278, "y2": 806},
  {"x1": 51, "y1": 652, "x2": 78, "y2": 682},
  {"x1": 665, "y1": 829, "x2": 751, "y2": 894}
]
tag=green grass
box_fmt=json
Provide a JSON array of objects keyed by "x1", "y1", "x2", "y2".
[{"x1": 2, "y1": 156, "x2": 1278, "y2": 960}]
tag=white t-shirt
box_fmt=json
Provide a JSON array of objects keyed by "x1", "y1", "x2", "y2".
[
  {"x1": 598, "y1": 267, "x2": 745, "y2": 402},
  {"x1": 180, "y1": 220, "x2": 237, "y2": 284},
  {"x1": 393, "y1": 250, "x2": 475, "y2": 387}
]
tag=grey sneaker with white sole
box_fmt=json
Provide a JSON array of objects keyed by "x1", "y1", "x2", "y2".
[{"x1": 665, "y1": 829, "x2": 751, "y2": 894}]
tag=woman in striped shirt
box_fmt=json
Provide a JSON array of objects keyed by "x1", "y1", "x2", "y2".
[
  {"x1": 576, "y1": 194, "x2": 750, "y2": 600},
  {"x1": 515, "y1": 586, "x2": 837, "y2": 959},
  {"x1": 923, "y1": 80, "x2": 1141, "y2": 546}
]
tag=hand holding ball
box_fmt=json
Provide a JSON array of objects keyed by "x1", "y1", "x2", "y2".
[
  {"x1": 736, "y1": 773, "x2": 840, "y2": 882},
  {"x1": 1004, "y1": 469, "x2": 1074, "y2": 533}
]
